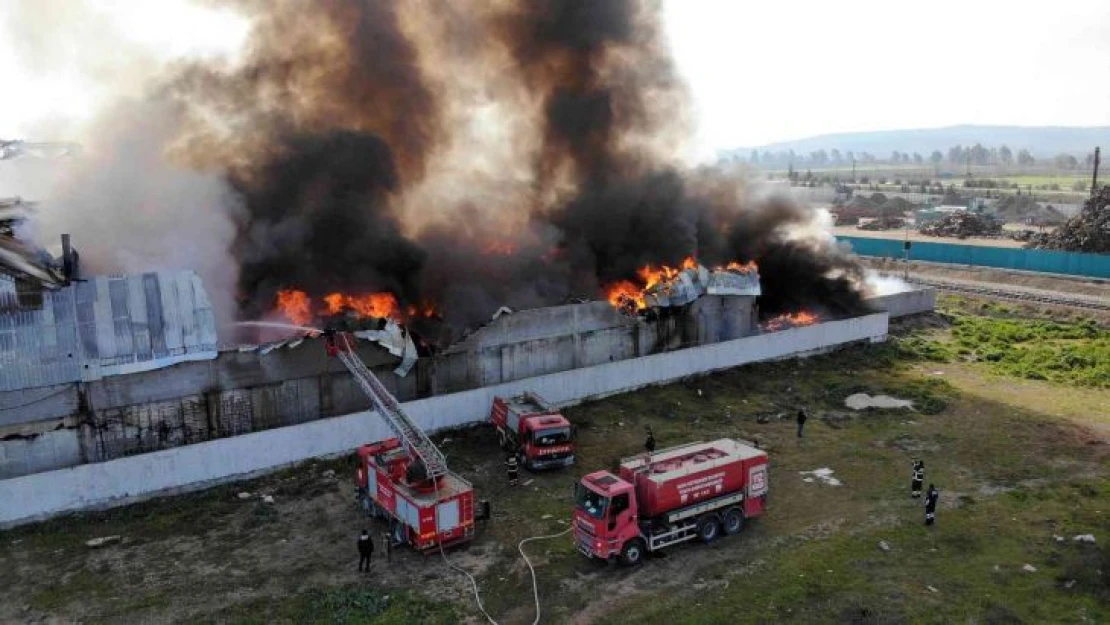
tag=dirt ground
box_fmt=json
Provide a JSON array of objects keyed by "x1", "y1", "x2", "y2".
[{"x1": 2, "y1": 306, "x2": 1108, "y2": 624}]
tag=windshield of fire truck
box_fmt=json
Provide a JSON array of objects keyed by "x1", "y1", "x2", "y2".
[
  {"x1": 574, "y1": 482, "x2": 609, "y2": 520},
  {"x1": 533, "y1": 426, "x2": 571, "y2": 446}
]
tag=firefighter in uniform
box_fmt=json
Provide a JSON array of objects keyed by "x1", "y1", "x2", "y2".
[
  {"x1": 924, "y1": 484, "x2": 938, "y2": 526},
  {"x1": 506, "y1": 453, "x2": 519, "y2": 486},
  {"x1": 911, "y1": 460, "x2": 925, "y2": 498},
  {"x1": 357, "y1": 528, "x2": 374, "y2": 572},
  {"x1": 645, "y1": 427, "x2": 656, "y2": 454}
]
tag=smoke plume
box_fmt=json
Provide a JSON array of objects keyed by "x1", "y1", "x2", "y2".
[{"x1": 18, "y1": 0, "x2": 872, "y2": 339}]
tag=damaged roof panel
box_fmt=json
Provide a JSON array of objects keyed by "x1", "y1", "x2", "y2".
[{"x1": 0, "y1": 271, "x2": 219, "y2": 392}]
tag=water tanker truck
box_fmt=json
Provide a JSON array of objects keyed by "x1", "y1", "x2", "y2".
[
  {"x1": 573, "y1": 438, "x2": 768, "y2": 565},
  {"x1": 490, "y1": 392, "x2": 575, "y2": 470}
]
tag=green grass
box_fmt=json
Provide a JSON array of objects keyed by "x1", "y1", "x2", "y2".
[
  {"x1": 601, "y1": 479, "x2": 1109, "y2": 625},
  {"x1": 890, "y1": 301, "x2": 1110, "y2": 388},
  {"x1": 204, "y1": 587, "x2": 458, "y2": 625}
]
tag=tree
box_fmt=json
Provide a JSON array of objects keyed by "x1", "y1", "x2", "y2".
[
  {"x1": 999, "y1": 145, "x2": 1013, "y2": 165},
  {"x1": 1017, "y1": 149, "x2": 1035, "y2": 166},
  {"x1": 913, "y1": 152, "x2": 924, "y2": 164},
  {"x1": 929, "y1": 150, "x2": 943, "y2": 166},
  {"x1": 1085, "y1": 152, "x2": 1095, "y2": 168},
  {"x1": 750, "y1": 150, "x2": 759, "y2": 164},
  {"x1": 762, "y1": 151, "x2": 775, "y2": 164},
  {"x1": 1054, "y1": 153, "x2": 1079, "y2": 170},
  {"x1": 810, "y1": 149, "x2": 828, "y2": 165},
  {"x1": 845, "y1": 151, "x2": 855, "y2": 164},
  {"x1": 947, "y1": 145, "x2": 965, "y2": 164},
  {"x1": 890, "y1": 150, "x2": 901, "y2": 163},
  {"x1": 830, "y1": 149, "x2": 842, "y2": 164},
  {"x1": 902, "y1": 153, "x2": 910, "y2": 163},
  {"x1": 969, "y1": 144, "x2": 989, "y2": 166}
]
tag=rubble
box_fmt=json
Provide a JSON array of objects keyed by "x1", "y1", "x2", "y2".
[
  {"x1": 919, "y1": 211, "x2": 1003, "y2": 238},
  {"x1": 1025, "y1": 186, "x2": 1110, "y2": 253}
]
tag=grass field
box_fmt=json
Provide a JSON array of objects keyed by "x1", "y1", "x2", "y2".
[{"x1": 2, "y1": 296, "x2": 1107, "y2": 624}]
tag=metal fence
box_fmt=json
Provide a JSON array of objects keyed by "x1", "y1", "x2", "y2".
[{"x1": 837, "y1": 236, "x2": 1110, "y2": 279}]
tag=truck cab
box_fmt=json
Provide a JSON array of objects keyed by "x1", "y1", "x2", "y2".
[
  {"x1": 490, "y1": 392, "x2": 575, "y2": 470},
  {"x1": 573, "y1": 472, "x2": 643, "y2": 564}
]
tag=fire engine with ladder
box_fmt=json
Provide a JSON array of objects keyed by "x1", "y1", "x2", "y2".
[{"x1": 324, "y1": 330, "x2": 481, "y2": 551}]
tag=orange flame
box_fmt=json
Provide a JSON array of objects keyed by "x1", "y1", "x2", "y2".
[
  {"x1": 762, "y1": 311, "x2": 819, "y2": 332},
  {"x1": 722, "y1": 260, "x2": 758, "y2": 274},
  {"x1": 406, "y1": 301, "x2": 439, "y2": 318},
  {"x1": 324, "y1": 292, "x2": 400, "y2": 320},
  {"x1": 605, "y1": 280, "x2": 647, "y2": 311},
  {"x1": 276, "y1": 289, "x2": 312, "y2": 326}
]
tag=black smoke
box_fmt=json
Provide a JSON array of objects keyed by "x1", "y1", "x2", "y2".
[{"x1": 164, "y1": 0, "x2": 868, "y2": 337}]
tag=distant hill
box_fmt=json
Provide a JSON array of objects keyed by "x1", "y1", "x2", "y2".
[{"x1": 731, "y1": 125, "x2": 1110, "y2": 158}]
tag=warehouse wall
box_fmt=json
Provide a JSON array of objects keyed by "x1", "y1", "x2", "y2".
[
  {"x1": 0, "y1": 313, "x2": 887, "y2": 527},
  {"x1": 867, "y1": 286, "x2": 936, "y2": 318}
]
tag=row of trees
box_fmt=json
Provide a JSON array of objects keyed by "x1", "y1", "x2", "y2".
[{"x1": 740, "y1": 144, "x2": 1096, "y2": 170}]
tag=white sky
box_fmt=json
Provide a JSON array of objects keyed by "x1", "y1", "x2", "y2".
[{"x1": 2, "y1": 0, "x2": 1109, "y2": 151}]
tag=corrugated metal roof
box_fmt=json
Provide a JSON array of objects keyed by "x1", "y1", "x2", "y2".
[{"x1": 0, "y1": 270, "x2": 218, "y2": 391}]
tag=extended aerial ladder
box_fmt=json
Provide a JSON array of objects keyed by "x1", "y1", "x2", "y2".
[{"x1": 324, "y1": 330, "x2": 448, "y2": 480}]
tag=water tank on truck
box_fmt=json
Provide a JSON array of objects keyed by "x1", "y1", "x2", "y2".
[
  {"x1": 572, "y1": 438, "x2": 768, "y2": 566},
  {"x1": 490, "y1": 391, "x2": 576, "y2": 470}
]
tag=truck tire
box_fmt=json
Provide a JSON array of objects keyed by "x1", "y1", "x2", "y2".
[
  {"x1": 723, "y1": 507, "x2": 745, "y2": 535},
  {"x1": 697, "y1": 515, "x2": 721, "y2": 543},
  {"x1": 620, "y1": 539, "x2": 646, "y2": 566}
]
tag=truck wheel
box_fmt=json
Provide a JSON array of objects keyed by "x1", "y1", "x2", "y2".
[
  {"x1": 697, "y1": 516, "x2": 721, "y2": 543},
  {"x1": 723, "y1": 507, "x2": 745, "y2": 535},
  {"x1": 620, "y1": 539, "x2": 646, "y2": 566}
]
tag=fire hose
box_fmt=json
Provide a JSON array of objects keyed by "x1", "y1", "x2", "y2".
[{"x1": 431, "y1": 475, "x2": 571, "y2": 625}]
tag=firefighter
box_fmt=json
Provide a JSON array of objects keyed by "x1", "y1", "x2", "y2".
[
  {"x1": 506, "y1": 453, "x2": 519, "y2": 486},
  {"x1": 357, "y1": 528, "x2": 374, "y2": 572},
  {"x1": 796, "y1": 408, "x2": 808, "y2": 438},
  {"x1": 645, "y1": 427, "x2": 656, "y2": 454},
  {"x1": 911, "y1": 460, "x2": 925, "y2": 498},
  {"x1": 924, "y1": 484, "x2": 939, "y2": 526}
]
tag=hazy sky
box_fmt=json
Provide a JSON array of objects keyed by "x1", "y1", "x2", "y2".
[{"x1": 2, "y1": 0, "x2": 1109, "y2": 152}]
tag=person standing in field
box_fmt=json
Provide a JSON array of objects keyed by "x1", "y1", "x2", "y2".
[
  {"x1": 796, "y1": 408, "x2": 808, "y2": 438},
  {"x1": 357, "y1": 529, "x2": 374, "y2": 572},
  {"x1": 924, "y1": 484, "x2": 939, "y2": 526},
  {"x1": 911, "y1": 460, "x2": 925, "y2": 498}
]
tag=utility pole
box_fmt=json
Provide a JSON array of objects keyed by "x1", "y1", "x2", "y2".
[{"x1": 1092, "y1": 147, "x2": 1100, "y2": 196}]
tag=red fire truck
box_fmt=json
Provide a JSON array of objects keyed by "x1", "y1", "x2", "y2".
[
  {"x1": 573, "y1": 438, "x2": 768, "y2": 565},
  {"x1": 490, "y1": 392, "x2": 575, "y2": 470},
  {"x1": 324, "y1": 331, "x2": 480, "y2": 550}
]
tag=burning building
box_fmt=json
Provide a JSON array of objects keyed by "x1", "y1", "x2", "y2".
[{"x1": 0, "y1": 1, "x2": 939, "y2": 487}]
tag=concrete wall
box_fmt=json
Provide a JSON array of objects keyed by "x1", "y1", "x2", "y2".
[
  {"x1": 0, "y1": 313, "x2": 887, "y2": 527},
  {"x1": 0, "y1": 288, "x2": 929, "y2": 481},
  {"x1": 866, "y1": 286, "x2": 937, "y2": 318}
]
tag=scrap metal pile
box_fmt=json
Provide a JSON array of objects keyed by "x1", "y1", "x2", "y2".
[
  {"x1": 1024, "y1": 186, "x2": 1110, "y2": 254},
  {"x1": 919, "y1": 211, "x2": 1003, "y2": 239}
]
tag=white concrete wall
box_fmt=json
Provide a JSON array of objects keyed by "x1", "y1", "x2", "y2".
[
  {"x1": 869, "y1": 287, "x2": 937, "y2": 318},
  {"x1": 0, "y1": 314, "x2": 887, "y2": 527}
]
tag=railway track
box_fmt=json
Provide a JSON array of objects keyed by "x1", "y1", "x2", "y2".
[{"x1": 909, "y1": 277, "x2": 1110, "y2": 312}]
